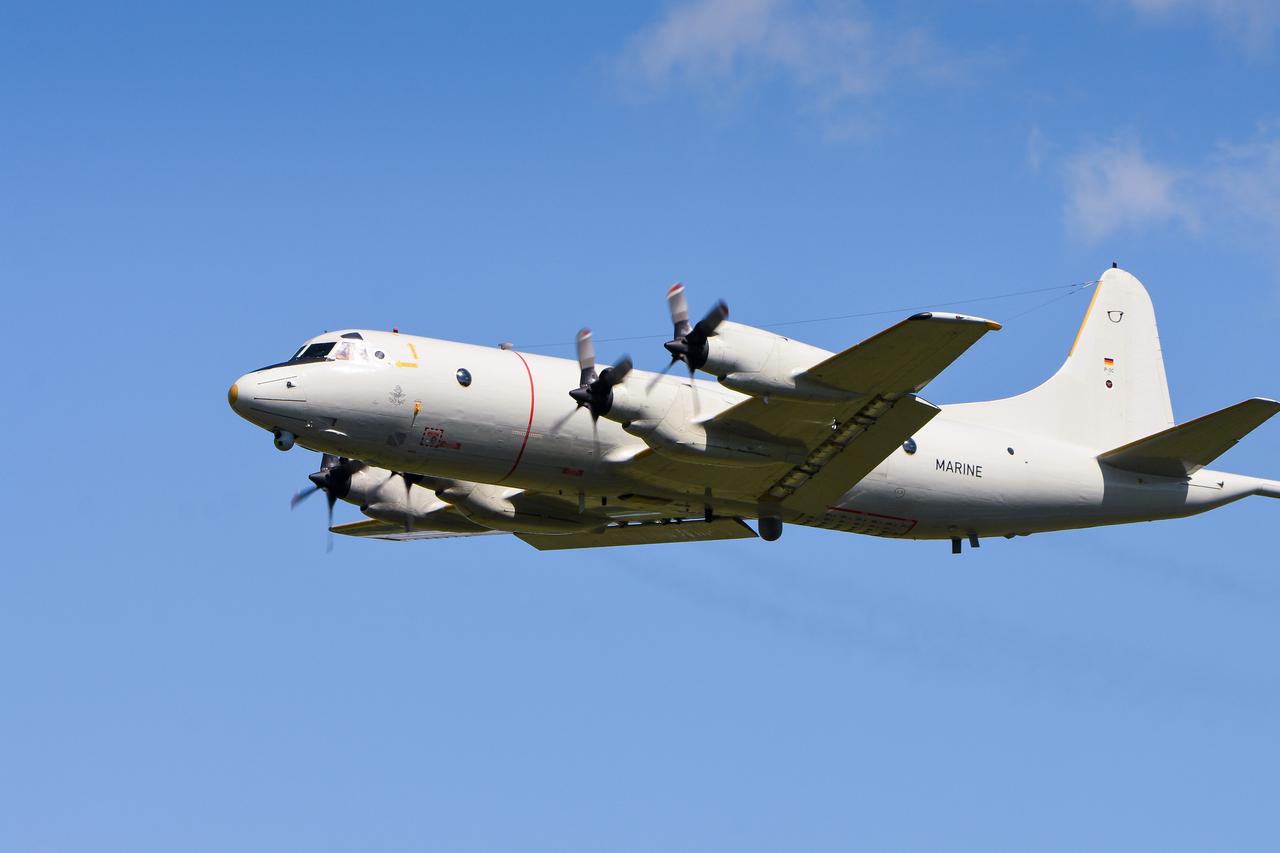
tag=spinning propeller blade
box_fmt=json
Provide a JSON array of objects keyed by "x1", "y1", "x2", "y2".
[
  {"x1": 659, "y1": 284, "x2": 727, "y2": 417},
  {"x1": 291, "y1": 453, "x2": 364, "y2": 551},
  {"x1": 576, "y1": 327, "x2": 596, "y2": 387},
  {"x1": 566, "y1": 327, "x2": 632, "y2": 452}
]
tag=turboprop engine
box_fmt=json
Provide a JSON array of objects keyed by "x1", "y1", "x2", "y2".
[
  {"x1": 564, "y1": 328, "x2": 807, "y2": 467},
  {"x1": 292, "y1": 454, "x2": 457, "y2": 535},
  {"x1": 661, "y1": 284, "x2": 852, "y2": 402},
  {"x1": 293, "y1": 454, "x2": 603, "y2": 539},
  {"x1": 434, "y1": 482, "x2": 602, "y2": 534}
]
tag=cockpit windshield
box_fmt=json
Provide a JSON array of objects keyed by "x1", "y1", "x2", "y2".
[
  {"x1": 284, "y1": 339, "x2": 368, "y2": 364},
  {"x1": 297, "y1": 342, "x2": 335, "y2": 360},
  {"x1": 255, "y1": 337, "x2": 371, "y2": 372}
]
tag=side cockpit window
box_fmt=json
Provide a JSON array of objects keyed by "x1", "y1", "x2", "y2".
[{"x1": 332, "y1": 340, "x2": 367, "y2": 361}]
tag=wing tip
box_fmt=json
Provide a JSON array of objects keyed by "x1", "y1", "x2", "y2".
[{"x1": 909, "y1": 311, "x2": 1001, "y2": 330}]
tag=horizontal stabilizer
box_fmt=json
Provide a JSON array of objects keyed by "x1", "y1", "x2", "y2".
[
  {"x1": 518, "y1": 517, "x2": 757, "y2": 550},
  {"x1": 1098, "y1": 397, "x2": 1280, "y2": 478}
]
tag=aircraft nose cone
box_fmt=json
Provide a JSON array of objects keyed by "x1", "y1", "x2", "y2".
[{"x1": 227, "y1": 374, "x2": 256, "y2": 419}]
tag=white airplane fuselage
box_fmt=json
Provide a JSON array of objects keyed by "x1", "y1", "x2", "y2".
[{"x1": 229, "y1": 325, "x2": 1275, "y2": 542}]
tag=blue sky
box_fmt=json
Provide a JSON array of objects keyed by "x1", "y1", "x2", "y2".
[{"x1": 3, "y1": 2, "x2": 1280, "y2": 850}]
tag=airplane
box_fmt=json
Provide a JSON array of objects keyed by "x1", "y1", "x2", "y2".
[{"x1": 228, "y1": 265, "x2": 1280, "y2": 553}]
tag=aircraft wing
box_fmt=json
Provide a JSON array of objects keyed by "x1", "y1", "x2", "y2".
[
  {"x1": 333, "y1": 514, "x2": 758, "y2": 548},
  {"x1": 517, "y1": 517, "x2": 757, "y2": 550},
  {"x1": 629, "y1": 312, "x2": 998, "y2": 513},
  {"x1": 331, "y1": 518, "x2": 507, "y2": 542}
]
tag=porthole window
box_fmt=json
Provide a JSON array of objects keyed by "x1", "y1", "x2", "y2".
[
  {"x1": 456, "y1": 368, "x2": 472, "y2": 387},
  {"x1": 1007, "y1": 447, "x2": 1015, "y2": 455},
  {"x1": 374, "y1": 350, "x2": 385, "y2": 359},
  {"x1": 902, "y1": 437, "x2": 917, "y2": 455}
]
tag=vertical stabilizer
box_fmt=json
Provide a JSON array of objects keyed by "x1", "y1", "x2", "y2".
[{"x1": 950, "y1": 267, "x2": 1175, "y2": 450}]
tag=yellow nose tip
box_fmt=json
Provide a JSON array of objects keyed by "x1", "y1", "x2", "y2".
[{"x1": 228, "y1": 383, "x2": 239, "y2": 408}]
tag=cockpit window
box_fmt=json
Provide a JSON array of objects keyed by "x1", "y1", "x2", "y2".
[
  {"x1": 299, "y1": 342, "x2": 335, "y2": 360},
  {"x1": 254, "y1": 340, "x2": 352, "y2": 373}
]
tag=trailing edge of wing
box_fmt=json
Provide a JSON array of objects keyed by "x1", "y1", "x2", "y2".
[
  {"x1": 332, "y1": 516, "x2": 760, "y2": 548},
  {"x1": 1098, "y1": 397, "x2": 1280, "y2": 478},
  {"x1": 331, "y1": 518, "x2": 508, "y2": 542},
  {"x1": 517, "y1": 517, "x2": 757, "y2": 550}
]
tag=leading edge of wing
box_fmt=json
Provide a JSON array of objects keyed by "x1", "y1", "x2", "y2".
[{"x1": 800, "y1": 311, "x2": 1001, "y2": 397}]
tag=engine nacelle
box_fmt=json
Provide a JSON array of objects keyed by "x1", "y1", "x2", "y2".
[
  {"x1": 625, "y1": 416, "x2": 807, "y2": 468},
  {"x1": 435, "y1": 482, "x2": 600, "y2": 535},
  {"x1": 605, "y1": 380, "x2": 681, "y2": 427},
  {"x1": 362, "y1": 478, "x2": 452, "y2": 527},
  {"x1": 702, "y1": 321, "x2": 851, "y2": 401}
]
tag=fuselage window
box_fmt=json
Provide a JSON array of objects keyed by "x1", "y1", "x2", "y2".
[
  {"x1": 903, "y1": 438, "x2": 918, "y2": 454},
  {"x1": 456, "y1": 368, "x2": 472, "y2": 387},
  {"x1": 374, "y1": 350, "x2": 385, "y2": 360}
]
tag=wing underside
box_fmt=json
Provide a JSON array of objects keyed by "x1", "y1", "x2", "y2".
[{"x1": 332, "y1": 515, "x2": 758, "y2": 549}]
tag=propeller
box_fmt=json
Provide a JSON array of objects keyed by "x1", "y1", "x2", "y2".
[
  {"x1": 564, "y1": 328, "x2": 632, "y2": 457},
  {"x1": 569, "y1": 352, "x2": 632, "y2": 421},
  {"x1": 663, "y1": 283, "x2": 728, "y2": 373},
  {"x1": 291, "y1": 453, "x2": 365, "y2": 551},
  {"x1": 551, "y1": 329, "x2": 597, "y2": 433},
  {"x1": 648, "y1": 283, "x2": 728, "y2": 416}
]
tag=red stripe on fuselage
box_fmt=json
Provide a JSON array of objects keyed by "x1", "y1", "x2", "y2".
[{"x1": 498, "y1": 350, "x2": 536, "y2": 483}]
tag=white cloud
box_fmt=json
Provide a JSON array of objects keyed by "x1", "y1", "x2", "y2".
[
  {"x1": 619, "y1": 0, "x2": 966, "y2": 126},
  {"x1": 1063, "y1": 140, "x2": 1197, "y2": 242},
  {"x1": 1059, "y1": 127, "x2": 1280, "y2": 244},
  {"x1": 1126, "y1": 0, "x2": 1280, "y2": 51},
  {"x1": 1206, "y1": 130, "x2": 1280, "y2": 232}
]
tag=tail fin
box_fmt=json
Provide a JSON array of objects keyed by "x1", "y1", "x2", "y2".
[{"x1": 953, "y1": 266, "x2": 1175, "y2": 450}]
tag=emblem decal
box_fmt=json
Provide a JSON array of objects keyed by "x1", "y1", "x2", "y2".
[
  {"x1": 1108, "y1": 310, "x2": 1124, "y2": 323},
  {"x1": 420, "y1": 426, "x2": 462, "y2": 450},
  {"x1": 388, "y1": 385, "x2": 406, "y2": 406}
]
